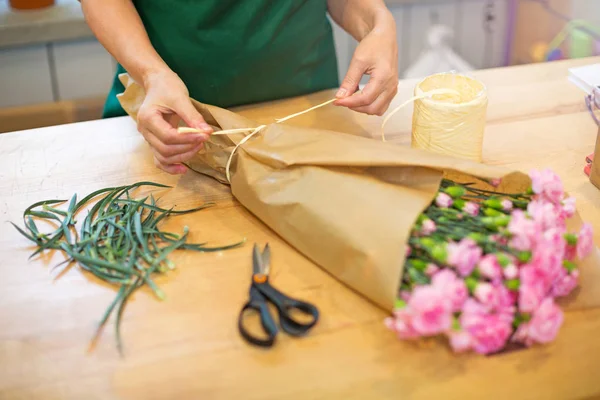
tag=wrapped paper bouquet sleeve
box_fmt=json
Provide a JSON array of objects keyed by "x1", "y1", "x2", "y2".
[{"x1": 117, "y1": 73, "x2": 600, "y2": 311}]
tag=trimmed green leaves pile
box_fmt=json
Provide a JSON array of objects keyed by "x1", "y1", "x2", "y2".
[{"x1": 12, "y1": 181, "x2": 243, "y2": 354}]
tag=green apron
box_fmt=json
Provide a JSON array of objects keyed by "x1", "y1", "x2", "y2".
[{"x1": 103, "y1": 0, "x2": 339, "y2": 118}]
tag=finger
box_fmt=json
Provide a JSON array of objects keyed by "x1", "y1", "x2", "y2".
[
  {"x1": 154, "y1": 142, "x2": 204, "y2": 165},
  {"x1": 336, "y1": 75, "x2": 388, "y2": 109},
  {"x1": 144, "y1": 111, "x2": 208, "y2": 145},
  {"x1": 335, "y1": 57, "x2": 366, "y2": 100},
  {"x1": 350, "y1": 88, "x2": 397, "y2": 116},
  {"x1": 172, "y1": 98, "x2": 213, "y2": 133},
  {"x1": 143, "y1": 130, "x2": 203, "y2": 158},
  {"x1": 154, "y1": 155, "x2": 187, "y2": 175}
]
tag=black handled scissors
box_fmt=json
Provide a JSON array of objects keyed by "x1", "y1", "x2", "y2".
[{"x1": 237, "y1": 243, "x2": 319, "y2": 347}]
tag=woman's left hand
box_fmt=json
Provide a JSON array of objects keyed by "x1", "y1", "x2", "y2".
[{"x1": 334, "y1": 14, "x2": 399, "y2": 116}]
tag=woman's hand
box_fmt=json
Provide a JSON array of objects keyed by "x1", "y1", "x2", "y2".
[
  {"x1": 334, "y1": 12, "x2": 398, "y2": 116},
  {"x1": 136, "y1": 70, "x2": 212, "y2": 174}
]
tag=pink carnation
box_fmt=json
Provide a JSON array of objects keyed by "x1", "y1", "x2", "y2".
[
  {"x1": 463, "y1": 201, "x2": 480, "y2": 217},
  {"x1": 508, "y1": 210, "x2": 540, "y2": 251},
  {"x1": 503, "y1": 264, "x2": 518, "y2": 280},
  {"x1": 561, "y1": 197, "x2": 576, "y2": 219},
  {"x1": 551, "y1": 268, "x2": 579, "y2": 297},
  {"x1": 420, "y1": 219, "x2": 437, "y2": 235},
  {"x1": 530, "y1": 228, "x2": 566, "y2": 282},
  {"x1": 478, "y1": 254, "x2": 503, "y2": 282},
  {"x1": 529, "y1": 168, "x2": 565, "y2": 204},
  {"x1": 436, "y1": 192, "x2": 453, "y2": 208},
  {"x1": 577, "y1": 223, "x2": 594, "y2": 260},
  {"x1": 447, "y1": 238, "x2": 482, "y2": 277},
  {"x1": 385, "y1": 308, "x2": 420, "y2": 340},
  {"x1": 501, "y1": 199, "x2": 513, "y2": 211},
  {"x1": 447, "y1": 330, "x2": 473, "y2": 353},
  {"x1": 432, "y1": 269, "x2": 468, "y2": 312},
  {"x1": 408, "y1": 285, "x2": 452, "y2": 336},
  {"x1": 474, "y1": 282, "x2": 514, "y2": 312},
  {"x1": 518, "y1": 264, "x2": 550, "y2": 313},
  {"x1": 425, "y1": 263, "x2": 439, "y2": 276},
  {"x1": 460, "y1": 299, "x2": 513, "y2": 355},
  {"x1": 490, "y1": 178, "x2": 502, "y2": 187},
  {"x1": 515, "y1": 298, "x2": 564, "y2": 346},
  {"x1": 527, "y1": 200, "x2": 562, "y2": 231}
]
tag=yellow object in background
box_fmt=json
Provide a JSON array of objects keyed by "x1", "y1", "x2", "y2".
[
  {"x1": 530, "y1": 42, "x2": 550, "y2": 63},
  {"x1": 412, "y1": 73, "x2": 488, "y2": 163}
]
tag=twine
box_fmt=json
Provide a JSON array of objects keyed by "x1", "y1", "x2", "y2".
[{"x1": 177, "y1": 89, "x2": 467, "y2": 183}]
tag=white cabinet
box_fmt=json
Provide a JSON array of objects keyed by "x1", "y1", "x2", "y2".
[
  {"x1": 457, "y1": 0, "x2": 508, "y2": 69},
  {"x1": 52, "y1": 39, "x2": 115, "y2": 101},
  {"x1": 0, "y1": 45, "x2": 54, "y2": 108}
]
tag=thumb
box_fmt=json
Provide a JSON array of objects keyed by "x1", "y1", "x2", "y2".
[
  {"x1": 173, "y1": 98, "x2": 212, "y2": 133},
  {"x1": 336, "y1": 58, "x2": 365, "y2": 99}
]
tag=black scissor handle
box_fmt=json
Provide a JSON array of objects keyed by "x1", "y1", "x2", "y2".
[
  {"x1": 237, "y1": 286, "x2": 278, "y2": 348},
  {"x1": 258, "y1": 282, "x2": 319, "y2": 336}
]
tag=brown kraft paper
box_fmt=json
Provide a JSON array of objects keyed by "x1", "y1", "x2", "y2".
[{"x1": 116, "y1": 73, "x2": 600, "y2": 312}]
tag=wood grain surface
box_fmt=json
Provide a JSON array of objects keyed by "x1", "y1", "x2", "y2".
[{"x1": 1, "y1": 57, "x2": 600, "y2": 400}]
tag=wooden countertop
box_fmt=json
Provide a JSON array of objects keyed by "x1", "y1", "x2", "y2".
[{"x1": 1, "y1": 57, "x2": 600, "y2": 400}]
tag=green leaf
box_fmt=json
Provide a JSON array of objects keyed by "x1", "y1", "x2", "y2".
[
  {"x1": 9, "y1": 221, "x2": 38, "y2": 243},
  {"x1": 116, "y1": 199, "x2": 214, "y2": 215},
  {"x1": 24, "y1": 199, "x2": 67, "y2": 218},
  {"x1": 28, "y1": 210, "x2": 63, "y2": 221}
]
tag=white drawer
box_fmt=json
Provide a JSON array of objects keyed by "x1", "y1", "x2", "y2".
[
  {"x1": 0, "y1": 45, "x2": 54, "y2": 108},
  {"x1": 52, "y1": 39, "x2": 115, "y2": 100}
]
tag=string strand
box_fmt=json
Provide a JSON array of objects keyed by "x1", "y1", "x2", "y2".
[{"x1": 180, "y1": 90, "x2": 461, "y2": 183}]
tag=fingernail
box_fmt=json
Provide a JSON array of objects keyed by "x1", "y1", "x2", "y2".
[
  {"x1": 336, "y1": 88, "x2": 347, "y2": 98},
  {"x1": 195, "y1": 133, "x2": 209, "y2": 142},
  {"x1": 200, "y1": 123, "x2": 213, "y2": 133}
]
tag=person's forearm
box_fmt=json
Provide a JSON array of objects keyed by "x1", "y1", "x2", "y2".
[
  {"x1": 327, "y1": 0, "x2": 393, "y2": 41},
  {"x1": 80, "y1": 0, "x2": 172, "y2": 88}
]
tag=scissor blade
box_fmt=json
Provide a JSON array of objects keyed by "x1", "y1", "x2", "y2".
[
  {"x1": 252, "y1": 244, "x2": 263, "y2": 275},
  {"x1": 262, "y1": 244, "x2": 271, "y2": 276}
]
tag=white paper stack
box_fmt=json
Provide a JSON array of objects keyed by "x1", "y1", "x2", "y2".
[{"x1": 568, "y1": 63, "x2": 600, "y2": 95}]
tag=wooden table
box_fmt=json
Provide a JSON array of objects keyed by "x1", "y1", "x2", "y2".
[{"x1": 2, "y1": 57, "x2": 600, "y2": 400}]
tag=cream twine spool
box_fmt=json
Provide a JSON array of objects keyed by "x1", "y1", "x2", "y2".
[{"x1": 411, "y1": 72, "x2": 488, "y2": 162}]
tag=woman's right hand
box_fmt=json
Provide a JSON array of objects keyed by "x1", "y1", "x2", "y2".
[{"x1": 136, "y1": 70, "x2": 213, "y2": 175}]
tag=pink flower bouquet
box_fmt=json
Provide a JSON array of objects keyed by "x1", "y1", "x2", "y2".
[{"x1": 385, "y1": 169, "x2": 594, "y2": 355}]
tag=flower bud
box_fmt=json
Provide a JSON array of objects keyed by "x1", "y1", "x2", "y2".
[
  {"x1": 484, "y1": 197, "x2": 503, "y2": 210},
  {"x1": 467, "y1": 232, "x2": 486, "y2": 244},
  {"x1": 483, "y1": 207, "x2": 503, "y2": 217},
  {"x1": 419, "y1": 237, "x2": 436, "y2": 249},
  {"x1": 394, "y1": 298, "x2": 407, "y2": 309},
  {"x1": 564, "y1": 233, "x2": 578, "y2": 246},
  {"x1": 495, "y1": 252, "x2": 511, "y2": 267},
  {"x1": 494, "y1": 215, "x2": 510, "y2": 227},
  {"x1": 444, "y1": 186, "x2": 466, "y2": 198},
  {"x1": 563, "y1": 260, "x2": 577, "y2": 272},
  {"x1": 517, "y1": 251, "x2": 532, "y2": 263},
  {"x1": 505, "y1": 279, "x2": 520, "y2": 291},
  {"x1": 408, "y1": 258, "x2": 427, "y2": 271},
  {"x1": 452, "y1": 198, "x2": 466, "y2": 211},
  {"x1": 431, "y1": 244, "x2": 448, "y2": 264},
  {"x1": 465, "y1": 277, "x2": 478, "y2": 293}
]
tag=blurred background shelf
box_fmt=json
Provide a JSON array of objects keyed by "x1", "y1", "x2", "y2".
[{"x1": 1, "y1": 0, "x2": 599, "y2": 133}]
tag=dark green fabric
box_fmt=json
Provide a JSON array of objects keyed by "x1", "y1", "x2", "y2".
[{"x1": 103, "y1": 0, "x2": 339, "y2": 118}]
